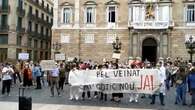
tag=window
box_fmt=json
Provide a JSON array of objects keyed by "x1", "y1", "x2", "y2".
[
  {"x1": 63, "y1": 8, "x2": 71, "y2": 24},
  {"x1": 28, "y1": 21, "x2": 32, "y2": 32},
  {"x1": 35, "y1": 9, "x2": 39, "y2": 18},
  {"x1": 61, "y1": 34, "x2": 70, "y2": 43},
  {"x1": 186, "y1": 4, "x2": 195, "y2": 23},
  {"x1": 42, "y1": 0, "x2": 44, "y2": 7},
  {"x1": 47, "y1": 4, "x2": 49, "y2": 11},
  {"x1": 35, "y1": 23, "x2": 38, "y2": 33},
  {"x1": 46, "y1": 16, "x2": 49, "y2": 22},
  {"x1": 2, "y1": 0, "x2": 9, "y2": 9},
  {"x1": 108, "y1": 6, "x2": 116, "y2": 23},
  {"x1": 107, "y1": 33, "x2": 116, "y2": 43},
  {"x1": 28, "y1": 38, "x2": 32, "y2": 47},
  {"x1": 41, "y1": 13, "x2": 44, "y2": 20},
  {"x1": 0, "y1": 34, "x2": 8, "y2": 44},
  {"x1": 40, "y1": 41, "x2": 43, "y2": 48},
  {"x1": 18, "y1": 0, "x2": 23, "y2": 8},
  {"x1": 29, "y1": 6, "x2": 33, "y2": 15},
  {"x1": 34, "y1": 39, "x2": 38, "y2": 48},
  {"x1": 17, "y1": 36, "x2": 22, "y2": 46},
  {"x1": 85, "y1": 7, "x2": 95, "y2": 24},
  {"x1": 41, "y1": 26, "x2": 44, "y2": 35},
  {"x1": 1, "y1": 15, "x2": 8, "y2": 26},
  {"x1": 17, "y1": 17, "x2": 22, "y2": 29},
  {"x1": 84, "y1": 34, "x2": 94, "y2": 43}
]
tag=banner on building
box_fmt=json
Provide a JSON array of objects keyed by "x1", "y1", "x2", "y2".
[
  {"x1": 40, "y1": 60, "x2": 56, "y2": 71},
  {"x1": 69, "y1": 69, "x2": 160, "y2": 94},
  {"x1": 55, "y1": 53, "x2": 65, "y2": 61},
  {"x1": 18, "y1": 53, "x2": 29, "y2": 60}
]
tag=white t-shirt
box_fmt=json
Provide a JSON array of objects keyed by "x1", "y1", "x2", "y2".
[{"x1": 2, "y1": 66, "x2": 14, "y2": 80}]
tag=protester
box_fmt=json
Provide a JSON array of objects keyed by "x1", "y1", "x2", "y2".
[
  {"x1": 59, "y1": 63, "x2": 65, "y2": 90},
  {"x1": 151, "y1": 62, "x2": 166, "y2": 106},
  {"x1": 187, "y1": 67, "x2": 195, "y2": 106},
  {"x1": 33, "y1": 63, "x2": 42, "y2": 89},
  {"x1": 174, "y1": 67, "x2": 187, "y2": 105},
  {"x1": 49, "y1": 63, "x2": 60, "y2": 97},
  {"x1": 13, "y1": 61, "x2": 22, "y2": 85},
  {"x1": 1, "y1": 63, "x2": 14, "y2": 96},
  {"x1": 69, "y1": 64, "x2": 80, "y2": 100},
  {"x1": 22, "y1": 64, "x2": 33, "y2": 88}
]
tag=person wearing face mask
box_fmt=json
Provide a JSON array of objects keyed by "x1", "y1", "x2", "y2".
[{"x1": 150, "y1": 62, "x2": 166, "y2": 106}]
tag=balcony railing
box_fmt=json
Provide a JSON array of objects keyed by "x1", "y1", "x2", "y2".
[
  {"x1": 17, "y1": 7, "x2": 25, "y2": 17},
  {"x1": 129, "y1": 21, "x2": 174, "y2": 29},
  {"x1": 28, "y1": 13, "x2": 36, "y2": 21},
  {"x1": 16, "y1": 26, "x2": 25, "y2": 33},
  {"x1": 26, "y1": 0, "x2": 53, "y2": 16},
  {"x1": 0, "y1": 25, "x2": 9, "y2": 33},
  {"x1": 0, "y1": 5, "x2": 10, "y2": 13}
]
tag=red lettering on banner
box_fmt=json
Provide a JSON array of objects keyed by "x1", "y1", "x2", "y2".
[
  {"x1": 143, "y1": 75, "x2": 150, "y2": 90},
  {"x1": 138, "y1": 75, "x2": 154, "y2": 90}
]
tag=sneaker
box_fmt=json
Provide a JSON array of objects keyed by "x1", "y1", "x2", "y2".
[
  {"x1": 129, "y1": 99, "x2": 133, "y2": 103},
  {"x1": 150, "y1": 102, "x2": 155, "y2": 105},
  {"x1": 135, "y1": 100, "x2": 138, "y2": 103},
  {"x1": 50, "y1": 95, "x2": 54, "y2": 97},
  {"x1": 69, "y1": 97, "x2": 73, "y2": 100},
  {"x1": 75, "y1": 98, "x2": 79, "y2": 101}
]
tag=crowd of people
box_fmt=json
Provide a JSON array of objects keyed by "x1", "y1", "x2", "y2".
[{"x1": 0, "y1": 57, "x2": 195, "y2": 107}]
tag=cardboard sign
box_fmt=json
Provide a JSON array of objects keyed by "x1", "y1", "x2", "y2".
[
  {"x1": 55, "y1": 53, "x2": 65, "y2": 61},
  {"x1": 18, "y1": 53, "x2": 29, "y2": 60},
  {"x1": 112, "y1": 53, "x2": 121, "y2": 59},
  {"x1": 40, "y1": 60, "x2": 56, "y2": 71}
]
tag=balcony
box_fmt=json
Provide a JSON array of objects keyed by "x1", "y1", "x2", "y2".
[
  {"x1": 26, "y1": 0, "x2": 53, "y2": 16},
  {"x1": 0, "y1": 5, "x2": 10, "y2": 13},
  {"x1": 28, "y1": 13, "x2": 36, "y2": 21},
  {"x1": 16, "y1": 7, "x2": 25, "y2": 17},
  {"x1": 0, "y1": 25, "x2": 9, "y2": 33},
  {"x1": 16, "y1": 26, "x2": 25, "y2": 33},
  {"x1": 129, "y1": 21, "x2": 174, "y2": 29},
  {"x1": 27, "y1": 29, "x2": 36, "y2": 37}
]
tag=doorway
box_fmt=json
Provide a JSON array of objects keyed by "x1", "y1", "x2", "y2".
[{"x1": 142, "y1": 38, "x2": 157, "y2": 63}]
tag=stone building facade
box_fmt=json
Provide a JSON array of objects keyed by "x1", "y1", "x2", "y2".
[
  {"x1": 52, "y1": 0, "x2": 195, "y2": 63},
  {"x1": 0, "y1": 0, "x2": 53, "y2": 62}
]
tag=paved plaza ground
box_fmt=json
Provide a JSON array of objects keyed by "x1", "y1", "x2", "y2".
[{"x1": 0, "y1": 84, "x2": 194, "y2": 110}]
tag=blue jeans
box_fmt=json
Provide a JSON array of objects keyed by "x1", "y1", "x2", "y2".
[{"x1": 175, "y1": 84, "x2": 187, "y2": 104}]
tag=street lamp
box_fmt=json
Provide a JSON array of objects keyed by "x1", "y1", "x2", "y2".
[
  {"x1": 112, "y1": 36, "x2": 122, "y2": 64},
  {"x1": 185, "y1": 35, "x2": 195, "y2": 63}
]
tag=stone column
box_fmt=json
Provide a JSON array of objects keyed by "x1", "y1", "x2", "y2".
[
  {"x1": 74, "y1": 0, "x2": 80, "y2": 28},
  {"x1": 53, "y1": 0, "x2": 59, "y2": 28}
]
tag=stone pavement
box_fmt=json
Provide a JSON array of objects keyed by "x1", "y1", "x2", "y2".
[{"x1": 0, "y1": 84, "x2": 194, "y2": 110}]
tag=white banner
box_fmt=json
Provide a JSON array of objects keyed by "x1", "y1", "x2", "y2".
[
  {"x1": 69, "y1": 69, "x2": 160, "y2": 94},
  {"x1": 55, "y1": 53, "x2": 65, "y2": 61},
  {"x1": 18, "y1": 53, "x2": 29, "y2": 60},
  {"x1": 40, "y1": 60, "x2": 56, "y2": 71}
]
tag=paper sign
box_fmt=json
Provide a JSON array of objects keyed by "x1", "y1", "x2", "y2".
[
  {"x1": 55, "y1": 53, "x2": 65, "y2": 61},
  {"x1": 18, "y1": 53, "x2": 29, "y2": 60}
]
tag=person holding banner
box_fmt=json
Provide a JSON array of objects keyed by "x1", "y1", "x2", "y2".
[
  {"x1": 150, "y1": 62, "x2": 166, "y2": 106},
  {"x1": 129, "y1": 64, "x2": 140, "y2": 103},
  {"x1": 69, "y1": 64, "x2": 80, "y2": 100}
]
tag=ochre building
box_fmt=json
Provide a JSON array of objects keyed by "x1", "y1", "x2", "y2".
[{"x1": 52, "y1": 0, "x2": 195, "y2": 63}]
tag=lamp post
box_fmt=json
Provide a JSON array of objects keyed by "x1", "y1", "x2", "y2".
[
  {"x1": 52, "y1": 42, "x2": 61, "y2": 59},
  {"x1": 185, "y1": 35, "x2": 195, "y2": 63},
  {"x1": 112, "y1": 36, "x2": 122, "y2": 64}
]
